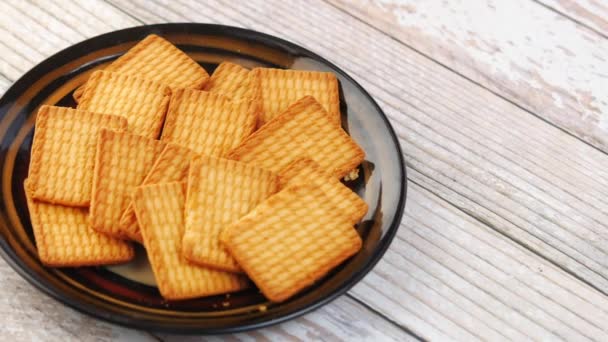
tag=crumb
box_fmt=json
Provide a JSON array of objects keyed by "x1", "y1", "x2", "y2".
[
  {"x1": 343, "y1": 168, "x2": 359, "y2": 181},
  {"x1": 258, "y1": 305, "x2": 267, "y2": 312},
  {"x1": 222, "y1": 301, "x2": 230, "y2": 307}
]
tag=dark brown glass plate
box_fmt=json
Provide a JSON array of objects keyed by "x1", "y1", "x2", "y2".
[{"x1": 0, "y1": 24, "x2": 406, "y2": 334}]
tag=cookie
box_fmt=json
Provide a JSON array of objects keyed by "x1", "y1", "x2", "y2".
[
  {"x1": 24, "y1": 179, "x2": 133, "y2": 267},
  {"x1": 119, "y1": 143, "x2": 196, "y2": 242},
  {"x1": 132, "y1": 182, "x2": 249, "y2": 300},
  {"x1": 226, "y1": 96, "x2": 364, "y2": 178},
  {"x1": 224, "y1": 183, "x2": 362, "y2": 302},
  {"x1": 184, "y1": 156, "x2": 279, "y2": 272},
  {"x1": 279, "y1": 158, "x2": 368, "y2": 223},
  {"x1": 28, "y1": 105, "x2": 127, "y2": 206},
  {"x1": 253, "y1": 68, "x2": 340, "y2": 125},
  {"x1": 203, "y1": 61, "x2": 250, "y2": 98},
  {"x1": 90, "y1": 129, "x2": 165, "y2": 238},
  {"x1": 161, "y1": 88, "x2": 258, "y2": 156},
  {"x1": 73, "y1": 34, "x2": 208, "y2": 101},
  {"x1": 77, "y1": 70, "x2": 171, "y2": 138}
]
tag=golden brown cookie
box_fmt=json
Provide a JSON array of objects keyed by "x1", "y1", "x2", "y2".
[
  {"x1": 77, "y1": 70, "x2": 171, "y2": 138},
  {"x1": 28, "y1": 105, "x2": 127, "y2": 206},
  {"x1": 161, "y1": 88, "x2": 258, "y2": 156},
  {"x1": 24, "y1": 179, "x2": 133, "y2": 267},
  {"x1": 90, "y1": 129, "x2": 165, "y2": 238},
  {"x1": 73, "y1": 34, "x2": 208, "y2": 101},
  {"x1": 279, "y1": 158, "x2": 368, "y2": 223},
  {"x1": 132, "y1": 182, "x2": 249, "y2": 300},
  {"x1": 253, "y1": 68, "x2": 340, "y2": 125},
  {"x1": 203, "y1": 61, "x2": 250, "y2": 97},
  {"x1": 184, "y1": 156, "x2": 279, "y2": 272},
  {"x1": 224, "y1": 183, "x2": 362, "y2": 302},
  {"x1": 119, "y1": 144, "x2": 196, "y2": 242},
  {"x1": 226, "y1": 96, "x2": 364, "y2": 178}
]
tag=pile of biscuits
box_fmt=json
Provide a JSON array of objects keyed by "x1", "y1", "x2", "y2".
[{"x1": 24, "y1": 34, "x2": 368, "y2": 303}]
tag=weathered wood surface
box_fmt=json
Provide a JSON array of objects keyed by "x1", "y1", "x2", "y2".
[
  {"x1": 539, "y1": 0, "x2": 608, "y2": 37},
  {"x1": 330, "y1": 0, "x2": 608, "y2": 155},
  {"x1": 1, "y1": 0, "x2": 607, "y2": 340}
]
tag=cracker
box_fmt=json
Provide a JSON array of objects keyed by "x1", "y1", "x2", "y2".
[
  {"x1": 161, "y1": 89, "x2": 258, "y2": 156},
  {"x1": 132, "y1": 182, "x2": 249, "y2": 300},
  {"x1": 28, "y1": 105, "x2": 128, "y2": 206},
  {"x1": 226, "y1": 96, "x2": 364, "y2": 178},
  {"x1": 279, "y1": 158, "x2": 368, "y2": 223},
  {"x1": 184, "y1": 156, "x2": 279, "y2": 272},
  {"x1": 77, "y1": 70, "x2": 171, "y2": 138},
  {"x1": 73, "y1": 34, "x2": 208, "y2": 101},
  {"x1": 224, "y1": 183, "x2": 362, "y2": 302},
  {"x1": 253, "y1": 68, "x2": 340, "y2": 125},
  {"x1": 119, "y1": 144, "x2": 196, "y2": 242},
  {"x1": 24, "y1": 180, "x2": 133, "y2": 267},
  {"x1": 203, "y1": 62, "x2": 250, "y2": 98},
  {"x1": 90, "y1": 129, "x2": 165, "y2": 238}
]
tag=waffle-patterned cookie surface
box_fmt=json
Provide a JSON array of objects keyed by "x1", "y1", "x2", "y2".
[
  {"x1": 226, "y1": 96, "x2": 364, "y2": 178},
  {"x1": 203, "y1": 62, "x2": 250, "y2": 97},
  {"x1": 90, "y1": 129, "x2": 165, "y2": 238},
  {"x1": 161, "y1": 89, "x2": 258, "y2": 156},
  {"x1": 77, "y1": 70, "x2": 171, "y2": 138},
  {"x1": 119, "y1": 144, "x2": 196, "y2": 242},
  {"x1": 73, "y1": 34, "x2": 208, "y2": 101},
  {"x1": 28, "y1": 105, "x2": 128, "y2": 206},
  {"x1": 224, "y1": 183, "x2": 362, "y2": 302},
  {"x1": 253, "y1": 68, "x2": 340, "y2": 125},
  {"x1": 24, "y1": 180, "x2": 133, "y2": 267},
  {"x1": 279, "y1": 158, "x2": 368, "y2": 223},
  {"x1": 132, "y1": 182, "x2": 249, "y2": 300},
  {"x1": 184, "y1": 156, "x2": 279, "y2": 272}
]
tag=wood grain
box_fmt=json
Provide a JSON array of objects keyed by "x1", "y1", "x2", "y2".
[
  {"x1": 330, "y1": 0, "x2": 608, "y2": 154},
  {"x1": 0, "y1": 259, "x2": 158, "y2": 341},
  {"x1": 539, "y1": 0, "x2": 608, "y2": 37},
  {"x1": 0, "y1": 0, "x2": 138, "y2": 80},
  {"x1": 356, "y1": 183, "x2": 608, "y2": 340}
]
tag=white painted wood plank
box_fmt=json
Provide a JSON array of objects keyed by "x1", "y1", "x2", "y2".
[
  {"x1": 0, "y1": 75, "x2": 11, "y2": 93},
  {"x1": 113, "y1": 0, "x2": 608, "y2": 293},
  {"x1": 330, "y1": 0, "x2": 608, "y2": 154},
  {"x1": 539, "y1": 0, "x2": 608, "y2": 36},
  {"x1": 0, "y1": 259, "x2": 156, "y2": 341},
  {"x1": 0, "y1": 0, "x2": 139, "y2": 80},
  {"x1": 351, "y1": 183, "x2": 608, "y2": 340}
]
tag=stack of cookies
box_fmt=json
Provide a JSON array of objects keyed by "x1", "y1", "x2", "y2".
[{"x1": 25, "y1": 34, "x2": 368, "y2": 303}]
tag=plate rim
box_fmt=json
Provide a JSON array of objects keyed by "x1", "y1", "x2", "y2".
[{"x1": 0, "y1": 23, "x2": 408, "y2": 334}]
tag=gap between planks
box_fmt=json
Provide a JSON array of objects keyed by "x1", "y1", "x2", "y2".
[{"x1": 535, "y1": 0, "x2": 608, "y2": 39}]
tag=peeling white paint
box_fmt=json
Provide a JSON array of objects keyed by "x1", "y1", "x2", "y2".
[{"x1": 376, "y1": 0, "x2": 607, "y2": 131}]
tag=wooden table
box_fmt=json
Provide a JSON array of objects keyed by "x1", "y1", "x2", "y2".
[{"x1": 1, "y1": 0, "x2": 607, "y2": 340}]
